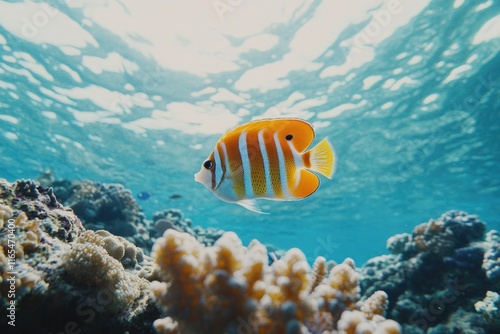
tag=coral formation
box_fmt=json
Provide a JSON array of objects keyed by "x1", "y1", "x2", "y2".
[
  {"x1": 0, "y1": 203, "x2": 13, "y2": 229},
  {"x1": 482, "y1": 230, "x2": 500, "y2": 290},
  {"x1": 0, "y1": 178, "x2": 160, "y2": 333},
  {"x1": 152, "y1": 208, "x2": 225, "y2": 246},
  {"x1": 411, "y1": 211, "x2": 485, "y2": 256},
  {"x1": 152, "y1": 208, "x2": 286, "y2": 265},
  {"x1": 475, "y1": 291, "x2": 500, "y2": 328},
  {"x1": 3, "y1": 175, "x2": 498, "y2": 334},
  {"x1": 360, "y1": 211, "x2": 497, "y2": 333},
  {"x1": 151, "y1": 229, "x2": 400, "y2": 334},
  {"x1": 40, "y1": 173, "x2": 152, "y2": 249},
  {"x1": 7, "y1": 179, "x2": 83, "y2": 242},
  {"x1": 62, "y1": 230, "x2": 150, "y2": 310},
  {"x1": 0, "y1": 179, "x2": 82, "y2": 314},
  {"x1": 39, "y1": 172, "x2": 228, "y2": 253}
]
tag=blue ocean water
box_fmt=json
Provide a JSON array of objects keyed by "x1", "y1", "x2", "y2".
[{"x1": 0, "y1": 0, "x2": 498, "y2": 265}]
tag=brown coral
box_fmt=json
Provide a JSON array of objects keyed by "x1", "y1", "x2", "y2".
[
  {"x1": 410, "y1": 212, "x2": 486, "y2": 257},
  {"x1": 0, "y1": 217, "x2": 47, "y2": 306},
  {"x1": 0, "y1": 178, "x2": 159, "y2": 332},
  {"x1": 360, "y1": 290, "x2": 389, "y2": 320},
  {"x1": 308, "y1": 256, "x2": 326, "y2": 294},
  {"x1": 151, "y1": 230, "x2": 401, "y2": 334},
  {"x1": 413, "y1": 219, "x2": 455, "y2": 255},
  {"x1": 152, "y1": 230, "x2": 266, "y2": 333},
  {"x1": 0, "y1": 203, "x2": 13, "y2": 229},
  {"x1": 336, "y1": 310, "x2": 400, "y2": 334}
]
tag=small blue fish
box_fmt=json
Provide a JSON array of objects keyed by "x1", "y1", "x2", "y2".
[{"x1": 137, "y1": 191, "x2": 151, "y2": 200}]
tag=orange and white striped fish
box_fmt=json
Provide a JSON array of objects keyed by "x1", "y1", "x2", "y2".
[{"x1": 194, "y1": 118, "x2": 336, "y2": 213}]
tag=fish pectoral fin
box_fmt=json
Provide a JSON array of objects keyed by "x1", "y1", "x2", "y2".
[
  {"x1": 236, "y1": 199, "x2": 269, "y2": 214},
  {"x1": 291, "y1": 169, "x2": 320, "y2": 199}
]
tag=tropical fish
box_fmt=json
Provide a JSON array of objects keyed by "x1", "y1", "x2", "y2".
[
  {"x1": 194, "y1": 118, "x2": 336, "y2": 213},
  {"x1": 137, "y1": 191, "x2": 151, "y2": 200}
]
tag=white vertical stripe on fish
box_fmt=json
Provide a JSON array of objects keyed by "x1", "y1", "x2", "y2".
[
  {"x1": 273, "y1": 132, "x2": 290, "y2": 198},
  {"x1": 213, "y1": 144, "x2": 223, "y2": 189},
  {"x1": 258, "y1": 129, "x2": 273, "y2": 197},
  {"x1": 220, "y1": 140, "x2": 231, "y2": 186},
  {"x1": 220, "y1": 141, "x2": 230, "y2": 170},
  {"x1": 287, "y1": 140, "x2": 302, "y2": 190},
  {"x1": 238, "y1": 131, "x2": 254, "y2": 199}
]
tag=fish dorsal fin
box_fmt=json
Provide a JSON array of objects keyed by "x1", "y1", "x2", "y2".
[
  {"x1": 290, "y1": 169, "x2": 320, "y2": 199},
  {"x1": 273, "y1": 118, "x2": 315, "y2": 153},
  {"x1": 236, "y1": 199, "x2": 269, "y2": 214},
  {"x1": 221, "y1": 118, "x2": 315, "y2": 153}
]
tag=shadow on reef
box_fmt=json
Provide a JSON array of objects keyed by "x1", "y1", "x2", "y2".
[{"x1": 1, "y1": 175, "x2": 499, "y2": 333}]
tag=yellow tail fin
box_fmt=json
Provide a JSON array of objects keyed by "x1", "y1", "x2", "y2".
[{"x1": 306, "y1": 138, "x2": 336, "y2": 179}]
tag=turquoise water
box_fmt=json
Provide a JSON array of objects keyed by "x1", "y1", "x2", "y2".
[{"x1": 0, "y1": 0, "x2": 499, "y2": 264}]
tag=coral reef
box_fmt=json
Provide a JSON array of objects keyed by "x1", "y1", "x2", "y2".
[
  {"x1": 0, "y1": 213, "x2": 47, "y2": 311},
  {"x1": 475, "y1": 291, "x2": 500, "y2": 328},
  {"x1": 152, "y1": 208, "x2": 224, "y2": 246},
  {"x1": 62, "y1": 230, "x2": 150, "y2": 310},
  {"x1": 39, "y1": 172, "x2": 152, "y2": 250},
  {"x1": 4, "y1": 176, "x2": 497, "y2": 334},
  {"x1": 39, "y1": 172, "x2": 228, "y2": 253},
  {"x1": 38, "y1": 172, "x2": 285, "y2": 265},
  {"x1": 482, "y1": 230, "x2": 500, "y2": 290},
  {"x1": 152, "y1": 208, "x2": 286, "y2": 265},
  {"x1": 411, "y1": 211, "x2": 485, "y2": 256},
  {"x1": 0, "y1": 178, "x2": 160, "y2": 333},
  {"x1": 151, "y1": 229, "x2": 401, "y2": 334},
  {"x1": 360, "y1": 211, "x2": 498, "y2": 333}
]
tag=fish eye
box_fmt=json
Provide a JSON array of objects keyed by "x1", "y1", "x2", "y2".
[
  {"x1": 285, "y1": 134, "x2": 293, "y2": 141},
  {"x1": 203, "y1": 160, "x2": 214, "y2": 170}
]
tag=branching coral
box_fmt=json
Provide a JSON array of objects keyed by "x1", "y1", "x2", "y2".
[
  {"x1": 482, "y1": 230, "x2": 500, "y2": 289},
  {"x1": 475, "y1": 291, "x2": 500, "y2": 328},
  {"x1": 151, "y1": 230, "x2": 266, "y2": 333},
  {"x1": 0, "y1": 203, "x2": 13, "y2": 229},
  {"x1": 308, "y1": 256, "x2": 326, "y2": 294},
  {"x1": 360, "y1": 290, "x2": 389, "y2": 321},
  {"x1": 151, "y1": 229, "x2": 400, "y2": 334}
]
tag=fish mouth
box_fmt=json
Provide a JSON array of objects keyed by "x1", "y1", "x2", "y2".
[{"x1": 194, "y1": 173, "x2": 200, "y2": 182}]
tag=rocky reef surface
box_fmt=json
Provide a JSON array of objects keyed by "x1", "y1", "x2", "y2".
[
  {"x1": 0, "y1": 176, "x2": 499, "y2": 333},
  {"x1": 360, "y1": 211, "x2": 500, "y2": 333},
  {"x1": 0, "y1": 178, "x2": 161, "y2": 333}
]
